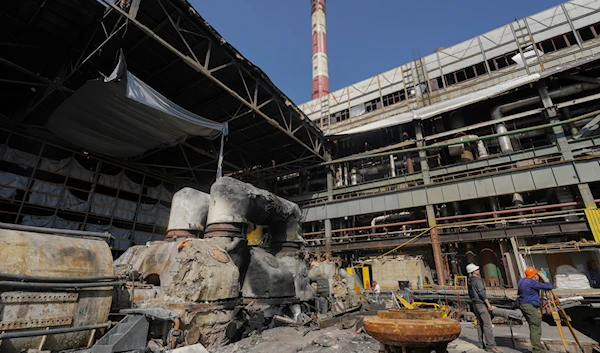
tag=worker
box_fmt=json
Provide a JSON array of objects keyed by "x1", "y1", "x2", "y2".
[
  {"x1": 467, "y1": 263, "x2": 502, "y2": 353},
  {"x1": 372, "y1": 281, "x2": 381, "y2": 304},
  {"x1": 518, "y1": 267, "x2": 553, "y2": 353}
]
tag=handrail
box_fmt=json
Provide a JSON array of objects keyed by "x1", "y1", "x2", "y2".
[{"x1": 302, "y1": 200, "x2": 599, "y2": 238}]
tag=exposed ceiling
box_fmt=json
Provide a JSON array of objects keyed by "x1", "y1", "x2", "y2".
[{"x1": 0, "y1": 0, "x2": 329, "y2": 188}]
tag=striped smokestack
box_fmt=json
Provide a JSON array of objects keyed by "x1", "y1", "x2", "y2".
[{"x1": 311, "y1": 0, "x2": 330, "y2": 100}]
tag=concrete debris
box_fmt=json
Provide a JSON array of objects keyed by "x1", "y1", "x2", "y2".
[
  {"x1": 210, "y1": 326, "x2": 380, "y2": 353},
  {"x1": 169, "y1": 343, "x2": 210, "y2": 353}
]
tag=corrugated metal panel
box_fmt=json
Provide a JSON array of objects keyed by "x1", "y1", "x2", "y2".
[{"x1": 584, "y1": 208, "x2": 600, "y2": 243}]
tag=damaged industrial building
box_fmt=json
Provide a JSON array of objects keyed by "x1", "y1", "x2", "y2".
[{"x1": 1, "y1": 0, "x2": 600, "y2": 352}]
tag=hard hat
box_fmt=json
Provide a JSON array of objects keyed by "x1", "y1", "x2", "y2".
[
  {"x1": 466, "y1": 263, "x2": 479, "y2": 274},
  {"x1": 525, "y1": 267, "x2": 538, "y2": 278}
]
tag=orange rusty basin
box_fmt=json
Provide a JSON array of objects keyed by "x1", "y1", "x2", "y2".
[{"x1": 363, "y1": 308, "x2": 461, "y2": 351}]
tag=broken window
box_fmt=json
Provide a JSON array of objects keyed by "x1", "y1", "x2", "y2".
[
  {"x1": 382, "y1": 90, "x2": 406, "y2": 107},
  {"x1": 364, "y1": 98, "x2": 382, "y2": 113},
  {"x1": 578, "y1": 26, "x2": 595, "y2": 41}
]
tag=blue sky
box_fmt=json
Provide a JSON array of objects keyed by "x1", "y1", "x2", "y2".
[{"x1": 190, "y1": 0, "x2": 565, "y2": 104}]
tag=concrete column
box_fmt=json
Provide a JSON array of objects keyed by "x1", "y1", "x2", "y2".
[
  {"x1": 510, "y1": 237, "x2": 525, "y2": 278},
  {"x1": 578, "y1": 183, "x2": 597, "y2": 209},
  {"x1": 538, "y1": 85, "x2": 573, "y2": 160},
  {"x1": 325, "y1": 168, "x2": 334, "y2": 260},
  {"x1": 324, "y1": 219, "x2": 332, "y2": 261},
  {"x1": 417, "y1": 123, "x2": 444, "y2": 284},
  {"x1": 426, "y1": 205, "x2": 445, "y2": 286}
]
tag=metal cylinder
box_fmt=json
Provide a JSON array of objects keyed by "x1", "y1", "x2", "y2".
[
  {"x1": 350, "y1": 168, "x2": 358, "y2": 185},
  {"x1": 390, "y1": 155, "x2": 396, "y2": 177},
  {"x1": 0, "y1": 229, "x2": 113, "y2": 353},
  {"x1": 496, "y1": 124, "x2": 514, "y2": 154},
  {"x1": 406, "y1": 157, "x2": 414, "y2": 174},
  {"x1": 167, "y1": 187, "x2": 210, "y2": 238},
  {"x1": 476, "y1": 140, "x2": 489, "y2": 159}
]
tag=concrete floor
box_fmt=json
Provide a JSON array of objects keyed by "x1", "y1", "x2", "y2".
[{"x1": 209, "y1": 321, "x2": 599, "y2": 353}]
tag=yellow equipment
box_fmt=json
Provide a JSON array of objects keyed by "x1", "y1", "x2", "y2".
[{"x1": 396, "y1": 293, "x2": 450, "y2": 318}]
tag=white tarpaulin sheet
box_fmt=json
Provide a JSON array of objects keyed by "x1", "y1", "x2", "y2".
[
  {"x1": 0, "y1": 171, "x2": 28, "y2": 199},
  {"x1": 555, "y1": 264, "x2": 592, "y2": 290},
  {"x1": 46, "y1": 54, "x2": 228, "y2": 158},
  {"x1": 337, "y1": 73, "x2": 541, "y2": 135}
]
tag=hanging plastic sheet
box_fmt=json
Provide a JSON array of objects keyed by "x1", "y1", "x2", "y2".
[
  {"x1": 21, "y1": 215, "x2": 80, "y2": 230},
  {"x1": 0, "y1": 171, "x2": 28, "y2": 199},
  {"x1": 86, "y1": 224, "x2": 132, "y2": 250},
  {"x1": 98, "y1": 171, "x2": 142, "y2": 194},
  {"x1": 29, "y1": 181, "x2": 91, "y2": 212},
  {"x1": 136, "y1": 202, "x2": 169, "y2": 227},
  {"x1": 0, "y1": 144, "x2": 39, "y2": 169},
  {"x1": 46, "y1": 53, "x2": 228, "y2": 158},
  {"x1": 39, "y1": 156, "x2": 96, "y2": 182},
  {"x1": 147, "y1": 183, "x2": 174, "y2": 202},
  {"x1": 132, "y1": 230, "x2": 154, "y2": 245}
]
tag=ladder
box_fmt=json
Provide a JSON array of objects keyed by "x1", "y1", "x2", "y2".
[
  {"x1": 543, "y1": 290, "x2": 584, "y2": 353},
  {"x1": 412, "y1": 48, "x2": 431, "y2": 106}
]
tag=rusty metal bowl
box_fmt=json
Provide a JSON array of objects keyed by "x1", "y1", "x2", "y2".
[{"x1": 363, "y1": 309, "x2": 461, "y2": 351}]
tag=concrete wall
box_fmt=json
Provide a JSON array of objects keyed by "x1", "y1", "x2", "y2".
[{"x1": 369, "y1": 255, "x2": 433, "y2": 291}]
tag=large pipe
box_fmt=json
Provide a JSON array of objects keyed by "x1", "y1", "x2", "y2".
[
  {"x1": 0, "y1": 281, "x2": 124, "y2": 289},
  {"x1": 370, "y1": 212, "x2": 411, "y2": 233},
  {"x1": 310, "y1": 0, "x2": 330, "y2": 99},
  {"x1": 167, "y1": 187, "x2": 210, "y2": 238},
  {"x1": 491, "y1": 82, "x2": 600, "y2": 153},
  {"x1": 0, "y1": 222, "x2": 110, "y2": 239},
  {"x1": 0, "y1": 273, "x2": 120, "y2": 282},
  {"x1": 206, "y1": 177, "x2": 303, "y2": 243},
  {"x1": 0, "y1": 323, "x2": 111, "y2": 340}
]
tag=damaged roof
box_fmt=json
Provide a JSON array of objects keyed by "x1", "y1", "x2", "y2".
[{"x1": 0, "y1": 0, "x2": 329, "y2": 187}]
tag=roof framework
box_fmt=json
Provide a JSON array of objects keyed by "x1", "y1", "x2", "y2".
[{"x1": 0, "y1": 0, "x2": 329, "y2": 187}]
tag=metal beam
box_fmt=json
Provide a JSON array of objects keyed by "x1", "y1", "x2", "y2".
[{"x1": 98, "y1": 0, "x2": 327, "y2": 161}]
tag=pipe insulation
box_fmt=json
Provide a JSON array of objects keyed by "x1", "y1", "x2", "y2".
[
  {"x1": 491, "y1": 82, "x2": 600, "y2": 153},
  {"x1": 328, "y1": 108, "x2": 600, "y2": 165},
  {"x1": 207, "y1": 177, "x2": 303, "y2": 243}
]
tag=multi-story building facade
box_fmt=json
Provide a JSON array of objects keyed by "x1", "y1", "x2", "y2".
[{"x1": 288, "y1": 0, "x2": 600, "y2": 287}]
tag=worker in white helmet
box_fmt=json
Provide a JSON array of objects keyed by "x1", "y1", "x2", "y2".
[{"x1": 467, "y1": 263, "x2": 501, "y2": 353}]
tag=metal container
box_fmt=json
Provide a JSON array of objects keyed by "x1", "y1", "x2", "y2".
[
  {"x1": 364, "y1": 308, "x2": 461, "y2": 353},
  {"x1": 0, "y1": 229, "x2": 114, "y2": 352}
]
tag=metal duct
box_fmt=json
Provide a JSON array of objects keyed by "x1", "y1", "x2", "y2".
[
  {"x1": 370, "y1": 212, "x2": 412, "y2": 233},
  {"x1": 350, "y1": 168, "x2": 359, "y2": 185},
  {"x1": 491, "y1": 82, "x2": 600, "y2": 153},
  {"x1": 206, "y1": 177, "x2": 303, "y2": 243},
  {"x1": 555, "y1": 187, "x2": 578, "y2": 221}
]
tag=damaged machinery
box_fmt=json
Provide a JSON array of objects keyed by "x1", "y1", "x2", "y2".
[{"x1": 0, "y1": 177, "x2": 369, "y2": 352}]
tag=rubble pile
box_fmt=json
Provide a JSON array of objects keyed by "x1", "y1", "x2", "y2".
[{"x1": 211, "y1": 326, "x2": 380, "y2": 353}]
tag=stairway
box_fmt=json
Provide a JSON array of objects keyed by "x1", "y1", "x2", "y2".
[{"x1": 92, "y1": 314, "x2": 149, "y2": 353}]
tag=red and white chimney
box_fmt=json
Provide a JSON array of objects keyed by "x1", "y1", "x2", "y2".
[{"x1": 311, "y1": 0, "x2": 330, "y2": 100}]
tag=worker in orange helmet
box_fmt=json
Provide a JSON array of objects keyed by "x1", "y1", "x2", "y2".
[{"x1": 518, "y1": 267, "x2": 553, "y2": 353}]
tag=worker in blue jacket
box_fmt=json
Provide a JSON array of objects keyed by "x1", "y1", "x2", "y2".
[{"x1": 518, "y1": 267, "x2": 554, "y2": 353}]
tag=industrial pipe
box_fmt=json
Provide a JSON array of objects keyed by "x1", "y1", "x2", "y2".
[
  {"x1": 167, "y1": 187, "x2": 210, "y2": 238},
  {"x1": 207, "y1": 177, "x2": 302, "y2": 243},
  {"x1": 0, "y1": 273, "x2": 121, "y2": 283},
  {"x1": 0, "y1": 222, "x2": 111, "y2": 239},
  {"x1": 328, "y1": 108, "x2": 600, "y2": 165},
  {"x1": 370, "y1": 212, "x2": 411, "y2": 233},
  {"x1": 0, "y1": 281, "x2": 124, "y2": 289},
  {"x1": 0, "y1": 323, "x2": 112, "y2": 340},
  {"x1": 491, "y1": 82, "x2": 600, "y2": 153}
]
